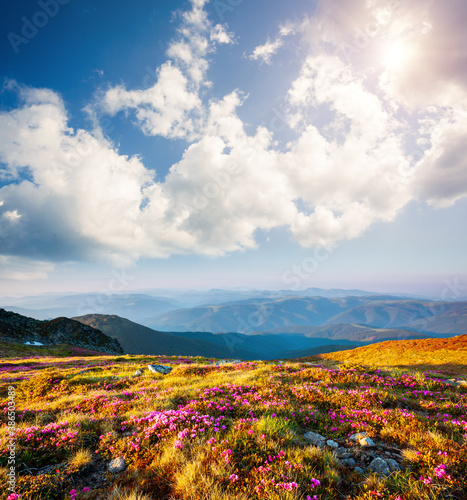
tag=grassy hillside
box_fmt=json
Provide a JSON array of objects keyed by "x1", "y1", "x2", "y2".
[
  {"x1": 1, "y1": 349, "x2": 467, "y2": 499},
  {"x1": 318, "y1": 335, "x2": 467, "y2": 374},
  {"x1": 74, "y1": 314, "x2": 258, "y2": 359}
]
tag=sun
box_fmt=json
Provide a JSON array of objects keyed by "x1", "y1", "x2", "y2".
[{"x1": 383, "y1": 40, "x2": 413, "y2": 69}]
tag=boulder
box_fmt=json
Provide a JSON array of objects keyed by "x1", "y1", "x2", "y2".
[
  {"x1": 368, "y1": 457, "x2": 390, "y2": 475},
  {"x1": 147, "y1": 364, "x2": 172, "y2": 375},
  {"x1": 304, "y1": 431, "x2": 326, "y2": 448},
  {"x1": 349, "y1": 432, "x2": 367, "y2": 442},
  {"x1": 360, "y1": 437, "x2": 375, "y2": 447},
  {"x1": 349, "y1": 432, "x2": 375, "y2": 447},
  {"x1": 327, "y1": 439, "x2": 339, "y2": 448},
  {"x1": 342, "y1": 458, "x2": 356, "y2": 468},
  {"x1": 387, "y1": 458, "x2": 401, "y2": 471},
  {"x1": 108, "y1": 456, "x2": 126, "y2": 474},
  {"x1": 133, "y1": 369, "x2": 143, "y2": 377}
]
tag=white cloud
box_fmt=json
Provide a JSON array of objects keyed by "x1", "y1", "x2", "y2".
[
  {"x1": 211, "y1": 24, "x2": 234, "y2": 45},
  {"x1": 99, "y1": 0, "x2": 215, "y2": 140},
  {"x1": 1, "y1": 0, "x2": 467, "y2": 276},
  {"x1": 0, "y1": 256, "x2": 54, "y2": 281},
  {"x1": 101, "y1": 62, "x2": 202, "y2": 139},
  {"x1": 249, "y1": 38, "x2": 283, "y2": 65},
  {"x1": 412, "y1": 101, "x2": 467, "y2": 208},
  {"x1": 2, "y1": 210, "x2": 21, "y2": 222}
]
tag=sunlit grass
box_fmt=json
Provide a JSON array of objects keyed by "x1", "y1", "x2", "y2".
[{"x1": 0, "y1": 349, "x2": 466, "y2": 499}]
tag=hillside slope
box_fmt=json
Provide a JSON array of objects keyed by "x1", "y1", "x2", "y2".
[
  {"x1": 318, "y1": 335, "x2": 467, "y2": 374},
  {"x1": 0, "y1": 308, "x2": 123, "y2": 354},
  {"x1": 73, "y1": 314, "x2": 258, "y2": 359}
]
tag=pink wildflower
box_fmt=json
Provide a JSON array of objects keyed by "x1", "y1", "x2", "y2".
[{"x1": 310, "y1": 478, "x2": 321, "y2": 488}]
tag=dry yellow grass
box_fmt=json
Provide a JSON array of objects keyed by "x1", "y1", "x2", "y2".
[
  {"x1": 318, "y1": 335, "x2": 467, "y2": 374},
  {"x1": 69, "y1": 448, "x2": 93, "y2": 469}
]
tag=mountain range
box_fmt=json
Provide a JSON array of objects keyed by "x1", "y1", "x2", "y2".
[
  {"x1": 2, "y1": 288, "x2": 466, "y2": 360},
  {"x1": 0, "y1": 287, "x2": 429, "y2": 323},
  {"x1": 144, "y1": 296, "x2": 467, "y2": 335},
  {"x1": 73, "y1": 314, "x2": 450, "y2": 360}
]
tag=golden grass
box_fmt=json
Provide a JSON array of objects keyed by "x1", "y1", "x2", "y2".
[
  {"x1": 2, "y1": 351, "x2": 467, "y2": 499},
  {"x1": 318, "y1": 335, "x2": 467, "y2": 374},
  {"x1": 68, "y1": 448, "x2": 93, "y2": 469}
]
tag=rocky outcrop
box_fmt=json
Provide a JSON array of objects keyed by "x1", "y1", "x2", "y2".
[
  {"x1": 0, "y1": 308, "x2": 123, "y2": 355},
  {"x1": 303, "y1": 430, "x2": 405, "y2": 477}
]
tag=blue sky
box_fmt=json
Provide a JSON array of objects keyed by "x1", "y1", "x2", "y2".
[{"x1": 1, "y1": 0, "x2": 466, "y2": 297}]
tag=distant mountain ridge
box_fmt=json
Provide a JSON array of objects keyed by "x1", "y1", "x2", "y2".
[
  {"x1": 144, "y1": 297, "x2": 467, "y2": 335},
  {"x1": 0, "y1": 308, "x2": 123, "y2": 354},
  {"x1": 73, "y1": 314, "x2": 445, "y2": 360},
  {"x1": 0, "y1": 287, "x2": 415, "y2": 323}
]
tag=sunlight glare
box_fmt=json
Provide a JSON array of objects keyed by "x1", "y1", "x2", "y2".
[{"x1": 384, "y1": 40, "x2": 409, "y2": 68}]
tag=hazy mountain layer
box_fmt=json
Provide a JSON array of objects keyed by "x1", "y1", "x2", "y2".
[{"x1": 145, "y1": 297, "x2": 467, "y2": 335}]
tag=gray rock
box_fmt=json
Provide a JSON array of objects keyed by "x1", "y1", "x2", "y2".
[
  {"x1": 133, "y1": 369, "x2": 143, "y2": 377},
  {"x1": 354, "y1": 466, "x2": 364, "y2": 474},
  {"x1": 360, "y1": 437, "x2": 375, "y2": 447},
  {"x1": 327, "y1": 439, "x2": 339, "y2": 448},
  {"x1": 108, "y1": 457, "x2": 126, "y2": 474},
  {"x1": 349, "y1": 432, "x2": 375, "y2": 447},
  {"x1": 304, "y1": 431, "x2": 326, "y2": 447},
  {"x1": 349, "y1": 432, "x2": 367, "y2": 442},
  {"x1": 341, "y1": 452, "x2": 352, "y2": 459},
  {"x1": 342, "y1": 458, "x2": 357, "y2": 467},
  {"x1": 147, "y1": 364, "x2": 172, "y2": 375},
  {"x1": 368, "y1": 457, "x2": 390, "y2": 475},
  {"x1": 387, "y1": 458, "x2": 400, "y2": 471}
]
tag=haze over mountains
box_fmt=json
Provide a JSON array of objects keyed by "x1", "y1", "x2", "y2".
[
  {"x1": 145, "y1": 296, "x2": 467, "y2": 336},
  {"x1": 1, "y1": 288, "x2": 465, "y2": 360},
  {"x1": 0, "y1": 287, "x2": 433, "y2": 323}
]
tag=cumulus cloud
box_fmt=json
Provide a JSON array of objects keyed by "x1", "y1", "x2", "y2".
[
  {"x1": 249, "y1": 38, "x2": 283, "y2": 65},
  {"x1": 99, "y1": 0, "x2": 214, "y2": 140},
  {"x1": 1, "y1": 0, "x2": 466, "y2": 276},
  {"x1": 211, "y1": 24, "x2": 234, "y2": 45},
  {"x1": 100, "y1": 62, "x2": 202, "y2": 139}
]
